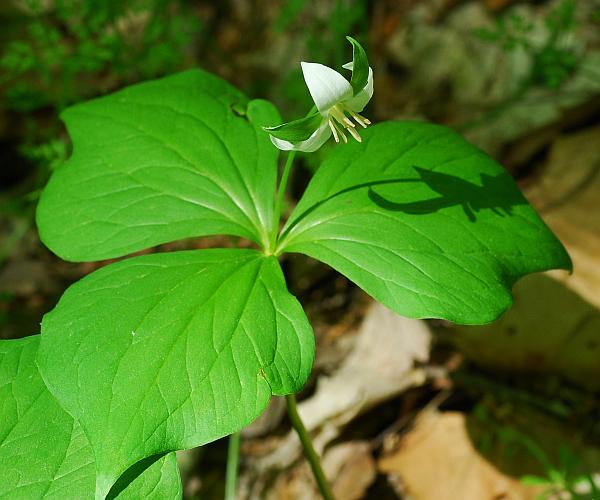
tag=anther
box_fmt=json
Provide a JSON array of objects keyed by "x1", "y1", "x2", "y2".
[
  {"x1": 328, "y1": 103, "x2": 370, "y2": 144},
  {"x1": 347, "y1": 126, "x2": 362, "y2": 142},
  {"x1": 330, "y1": 105, "x2": 355, "y2": 129},
  {"x1": 328, "y1": 118, "x2": 340, "y2": 143},
  {"x1": 336, "y1": 123, "x2": 348, "y2": 143},
  {"x1": 349, "y1": 110, "x2": 370, "y2": 128}
]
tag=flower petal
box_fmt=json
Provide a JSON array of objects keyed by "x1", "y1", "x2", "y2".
[
  {"x1": 344, "y1": 66, "x2": 373, "y2": 112},
  {"x1": 301, "y1": 62, "x2": 353, "y2": 114},
  {"x1": 269, "y1": 119, "x2": 332, "y2": 152}
]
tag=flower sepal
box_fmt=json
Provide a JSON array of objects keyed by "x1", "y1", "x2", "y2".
[
  {"x1": 263, "y1": 111, "x2": 323, "y2": 141},
  {"x1": 345, "y1": 36, "x2": 369, "y2": 96}
]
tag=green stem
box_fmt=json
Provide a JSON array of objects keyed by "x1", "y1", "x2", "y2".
[
  {"x1": 269, "y1": 151, "x2": 296, "y2": 253},
  {"x1": 285, "y1": 394, "x2": 335, "y2": 500},
  {"x1": 225, "y1": 432, "x2": 241, "y2": 500}
]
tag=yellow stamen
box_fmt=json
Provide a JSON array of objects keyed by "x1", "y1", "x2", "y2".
[
  {"x1": 333, "y1": 121, "x2": 348, "y2": 143},
  {"x1": 349, "y1": 110, "x2": 370, "y2": 128},
  {"x1": 328, "y1": 118, "x2": 340, "y2": 143},
  {"x1": 327, "y1": 103, "x2": 370, "y2": 144},
  {"x1": 347, "y1": 126, "x2": 362, "y2": 142},
  {"x1": 330, "y1": 105, "x2": 355, "y2": 128}
]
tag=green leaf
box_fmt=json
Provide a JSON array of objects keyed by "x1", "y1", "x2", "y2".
[
  {"x1": 278, "y1": 121, "x2": 571, "y2": 324},
  {"x1": 37, "y1": 249, "x2": 314, "y2": 498},
  {"x1": 346, "y1": 36, "x2": 369, "y2": 96},
  {"x1": 36, "y1": 69, "x2": 280, "y2": 261},
  {"x1": 107, "y1": 453, "x2": 181, "y2": 500},
  {"x1": 264, "y1": 111, "x2": 323, "y2": 141},
  {"x1": 0, "y1": 336, "x2": 181, "y2": 499}
]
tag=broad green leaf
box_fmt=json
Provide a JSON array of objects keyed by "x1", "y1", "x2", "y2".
[
  {"x1": 264, "y1": 111, "x2": 324, "y2": 141},
  {"x1": 0, "y1": 336, "x2": 181, "y2": 500},
  {"x1": 37, "y1": 249, "x2": 314, "y2": 498},
  {"x1": 36, "y1": 69, "x2": 280, "y2": 262},
  {"x1": 278, "y1": 121, "x2": 571, "y2": 324},
  {"x1": 107, "y1": 453, "x2": 181, "y2": 500}
]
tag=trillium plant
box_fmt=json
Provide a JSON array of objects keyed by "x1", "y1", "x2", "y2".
[{"x1": 1, "y1": 37, "x2": 570, "y2": 499}]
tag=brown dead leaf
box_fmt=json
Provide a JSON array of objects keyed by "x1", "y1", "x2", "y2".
[
  {"x1": 452, "y1": 273, "x2": 600, "y2": 390},
  {"x1": 378, "y1": 412, "x2": 545, "y2": 500},
  {"x1": 525, "y1": 125, "x2": 600, "y2": 310},
  {"x1": 324, "y1": 441, "x2": 376, "y2": 500},
  {"x1": 265, "y1": 441, "x2": 375, "y2": 500}
]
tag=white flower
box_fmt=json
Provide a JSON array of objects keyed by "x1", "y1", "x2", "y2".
[{"x1": 265, "y1": 37, "x2": 373, "y2": 153}]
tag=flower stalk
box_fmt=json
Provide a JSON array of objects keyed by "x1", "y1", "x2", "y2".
[
  {"x1": 286, "y1": 394, "x2": 335, "y2": 500},
  {"x1": 225, "y1": 432, "x2": 241, "y2": 500},
  {"x1": 269, "y1": 151, "x2": 296, "y2": 254}
]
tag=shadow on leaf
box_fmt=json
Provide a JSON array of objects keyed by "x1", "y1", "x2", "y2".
[
  {"x1": 368, "y1": 166, "x2": 526, "y2": 222},
  {"x1": 106, "y1": 453, "x2": 168, "y2": 500}
]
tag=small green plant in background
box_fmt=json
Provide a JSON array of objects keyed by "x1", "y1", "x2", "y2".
[
  {"x1": 0, "y1": 38, "x2": 571, "y2": 499},
  {"x1": 0, "y1": 0, "x2": 199, "y2": 195},
  {"x1": 1, "y1": 0, "x2": 197, "y2": 113},
  {"x1": 520, "y1": 444, "x2": 600, "y2": 500},
  {"x1": 473, "y1": 0, "x2": 579, "y2": 89},
  {"x1": 473, "y1": 404, "x2": 599, "y2": 500}
]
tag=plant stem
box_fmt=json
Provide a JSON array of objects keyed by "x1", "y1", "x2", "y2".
[
  {"x1": 269, "y1": 151, "x2": 296, "y2": 253},
  {"x1": 225, "y1": 432, "x2": 241, "y2": 500},
  {"x1": 285, "y1": 394, "x2": 335, "y2": 500}
]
